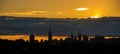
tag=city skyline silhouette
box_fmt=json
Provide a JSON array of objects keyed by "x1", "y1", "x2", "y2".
[
  {"x1": 0, "y1": 29, "x2": 120, "y2": 54},
  {"x1": 0, "y1": 0, "x2": 120, "y2": 54}
]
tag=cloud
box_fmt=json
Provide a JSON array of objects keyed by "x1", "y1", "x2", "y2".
[
  {"x1": 0, "y1": 11, "x2": 49, "y2": 16},
  {"x1": 0, "y1": 11, "x2": 63, "y2": 17},
  {"x1": 75, "y1": 8, "x2": 88, "y2": 11},
  {"x1": 3, "y1": 12, "x2": 34, "y2": 15},
  {"x1": 32, "y1": 11, "x2": 48, "y2": 13}
]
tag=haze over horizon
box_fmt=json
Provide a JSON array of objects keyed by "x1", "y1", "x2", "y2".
[
  {"x1": 0, "y1": 17, "x2": 120, "y2": 35},
  {"x1": 0, "y1": 0, "x2": 120, "y2": 18}
]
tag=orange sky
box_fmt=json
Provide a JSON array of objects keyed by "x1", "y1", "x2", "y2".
[{"x1": 0, "y1": 0, "x2": 120, "y2": 18}]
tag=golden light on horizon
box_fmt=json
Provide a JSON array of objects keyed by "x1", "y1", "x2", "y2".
[
  {"x1": 0, "y1": 35, "x2": 68, "y2": 42},
  {"x1": 90, "y1": 14, "x2": 101, "y2": 18},
  {"x1": 90, "y1": 10, "x2": 101, "y2": 18},
  {"x1": 75, "y1": 8, "x2": 88, "y2": 11},
  {"x1": 104, "y1": 36, "x2": 119, "y2": 39}
]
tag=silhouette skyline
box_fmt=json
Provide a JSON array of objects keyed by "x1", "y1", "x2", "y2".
[
  {"x1": 0, "y1": 29, "x2": 120, "y2": 54},
  {"x1": 0, "y1": 0, "x2": 120, "y2": 54}
]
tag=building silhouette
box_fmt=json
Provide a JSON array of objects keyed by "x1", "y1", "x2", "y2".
[
  {"x1": 29, "y1": 34, "x2": 35, "y2": 44},
  {"x1": 70, "y1": 33, "x2": 74, "y2": 40},
  {"x1": 83, "y1": 34, "x2": 88, "y2": 42},
  {"x1": 77, "y1": 33, "x2": 82, "y2": 41},
  {"x1": 90, "y1": 34, "x2": 105, "y2": 43},
  {"x1": 48, "y1": 29, "x2": 52, "y2": 42}
]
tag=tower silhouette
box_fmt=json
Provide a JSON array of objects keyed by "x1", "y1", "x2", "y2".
[
  {"x1": 29, "y1": 34, "x2": 35, "y2": 44},
  {"x1": 48, "y1": 29, "x2": 52, "y2": 42},
  {"x1": 83, "y1": 34, "x2": 88, "y2": 42},
  {"x1": 78, "y1": 33, "x2": 82, "y2": 41},
  {"x1": 70, "y1": 33, "x2": 74, "y2": 40}
]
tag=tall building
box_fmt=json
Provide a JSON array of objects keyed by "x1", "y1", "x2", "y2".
[
  {"x1": 29, "y1": 34, "x2": 35, "y2": 44},
  {"x1": 70, "y1": 33, "x2": 74, "y2": 40},
  {"x1": 77, "y1": 33, "x2": 82, "y2": 41},
  {"x1": 83, "y1": 34, "x2": 88, "y2": 42},
  {"x1": 48, "y1": 29, "x2": 52, "y2": 42}
]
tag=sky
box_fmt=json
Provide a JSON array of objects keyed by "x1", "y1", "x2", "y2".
[{"x1": 0, "y1": 0, "x2": 120, "y2": 18}]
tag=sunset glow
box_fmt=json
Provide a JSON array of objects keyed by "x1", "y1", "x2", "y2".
[
  {"x1": 0, "y1": 0, "x2": 120, "y2": 53},
  {"x1": 90, "y1": 14, "x2": 101, "y2": 18},
  {"x1": 0, "y1": 35, "x2": 68, "y2": 42},
  {"x1": 0, "y1": 0, "x2": 119, "y2": 18}
]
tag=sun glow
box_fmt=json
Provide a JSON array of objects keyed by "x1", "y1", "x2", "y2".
[
  {"x1": 90, "y1": 10, "x2": 101, "y2": 18},
  {"x1": 90, "y1": 14, "x2": 101, "y2": 18}
]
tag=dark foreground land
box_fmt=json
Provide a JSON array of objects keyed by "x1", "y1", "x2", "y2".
[{"x1": 0, "y1": 39, "x2": 120, "y2": 54}]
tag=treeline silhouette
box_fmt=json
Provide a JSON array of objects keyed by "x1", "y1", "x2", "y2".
[{"x1": 0, "y1": 33, "x2": 120, "y2": 54}]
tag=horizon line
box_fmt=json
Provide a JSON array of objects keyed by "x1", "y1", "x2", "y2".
[{"x1": 0, "y1": 15, "x2": 120, "y2": 19}]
